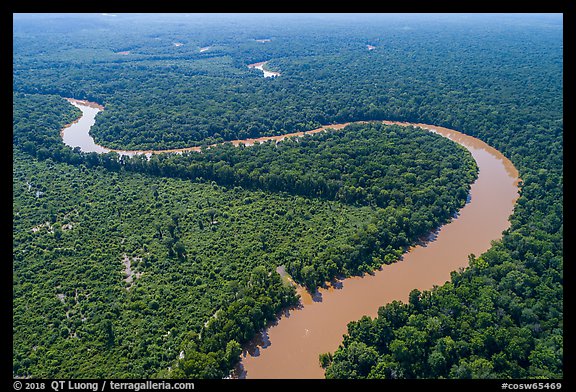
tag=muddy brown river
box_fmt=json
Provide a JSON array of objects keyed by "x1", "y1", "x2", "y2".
[{"x1": 62, "y1": 99, "x2": 519, "y2": 379}]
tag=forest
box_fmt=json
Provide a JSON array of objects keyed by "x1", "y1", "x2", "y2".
[
  {"x1": 13, "y1": 92, "x2": 475, "y2": 377},
  {"x1": 13, "y1": 13, "x2": 562, "y2": 379}
]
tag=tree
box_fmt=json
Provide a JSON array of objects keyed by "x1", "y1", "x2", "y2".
[
  {"x1": 174, "y1": 241, "x2": 186, "y2": 260},
  {"x1": 319, "y1": 352, "x2": 333, "y2": 368},
  {"x1": 180, "y1": 351, "x2": 222, "y2": 379},
  {"x1": 326, "y1": 341, "x2": 378, "y2": 379},
  {"x1": 224, "y1": 340, "x2": 242, "y2": 367},
  {"x1": 206, "y1": 208, "x2": 217, "y2": 225},
  {"x1": 101, "y1": 319, "x2": 115, "y2": 347},
  {"x1": 301, "y1": 265, "x2": 317, "y2": 289},
  {"x1": 408, "y1": 288, "x2": 421, "y2": 311}
]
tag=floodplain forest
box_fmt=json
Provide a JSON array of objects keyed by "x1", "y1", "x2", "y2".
[{"x1": 13, "y1": 13, "x2": 562, "y2": 379}]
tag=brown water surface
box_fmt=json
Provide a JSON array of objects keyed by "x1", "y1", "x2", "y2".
[
  {"x1": 237, "y1": 123, "x2": 519, "y2": 379},
  {"x1": 61, "y1": 100, "x2": 346, "y2": 156},
  {"x1": 62, "y1": 100, "x2": 519, "y2": 379}
]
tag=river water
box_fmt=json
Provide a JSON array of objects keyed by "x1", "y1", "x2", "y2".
[
  {"x1": 62, "y1": 99, "x2": 519, "y2": 379},
  {"x1": 61, "y1": 99, "x2": 109, "y2": 154},
  {"x1": 247, "y1": 61, "x2": 281, "y2": 78},
  {"x1": 238, "y1": 123, "x2": 519, "y2": 378}
]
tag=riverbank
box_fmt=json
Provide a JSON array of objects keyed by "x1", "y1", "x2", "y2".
[{"x1": 61, "y1": 99, "x2": 519, "y2": 379}]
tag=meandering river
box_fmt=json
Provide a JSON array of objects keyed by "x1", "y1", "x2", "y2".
[
  {"x1": 62, "y1": 99, "x2": 519, "y2": 379},
  {"x1": 247, "y1": 61, "x2": 281, "y2": 78}
]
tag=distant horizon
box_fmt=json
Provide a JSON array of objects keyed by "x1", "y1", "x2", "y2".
[{"x1": 12, "y1": 7, "x2": 563, "y2": 381}]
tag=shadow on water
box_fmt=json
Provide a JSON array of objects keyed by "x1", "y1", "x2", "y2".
[
  {"x1": 235, "y1": 185, "x2": 476, "y2": 378},
  {"x1": 416, "y1": 191, "x2": 473, "y2": 250},
  {"x1": 311, "y1": 290, "x2": 323, "y2": 302},
  {"x1": 233, "y1": 362, "x2": 248, "y2": 379},
  {"x1": 241, "y1": 330, "x2": 272, "y2": 358},
  {"x1": 231, "y1": 284, "x2": 323, "y2": 378},
  {"x1": 232, "y1": 296, "x2": 306, "y2": 378},
  {"x1": 330, "y1": 280, "x2": 343, "y2": 290}
]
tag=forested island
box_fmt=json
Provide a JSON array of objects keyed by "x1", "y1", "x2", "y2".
[{"x1": 13, "y1": 13, "x2": 562, "y2": 380}]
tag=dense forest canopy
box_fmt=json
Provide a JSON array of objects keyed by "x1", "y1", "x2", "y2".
[
  {"x1": 13, "y1": 93, "x2": 476, "y2": 378},
  {"x1": 13, "y1": 13, "x2": 562, "y2": 151},
  {"x1": 13, "y1": 13, "x2": 562, "y2": 379}
]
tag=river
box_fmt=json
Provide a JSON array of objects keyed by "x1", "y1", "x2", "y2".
[
  {"x1": 62, "y1": 99, "x2": 519, "y2": 379},
  {"x1": 247, "y1": 61, "x2": 281, "y2": 78}
]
